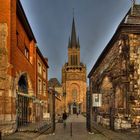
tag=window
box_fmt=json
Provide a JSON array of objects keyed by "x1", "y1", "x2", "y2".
[
  {"x1": 75, "y1": 55, "x2": 77, "y2": 65},
  {"x1": 38, "y1": 78, "x2": 42, "y2": 94},
  {"x1": 43, "y1": 68, "x2": 46, "y2": 79},
  {"x1": 38, "y1": 61, "x2": 42, "y2": 74},
  {"x1": 43, "y1": 82, "x2": 46, "y2": 96},
  {"x1": 71, "y1": 55, "x2": 72, "y2": 65},
  {"x1": 16, "y1": 31, "x2": 19, "y2": 46},
  {"x1": 72, "y1": 89, "x2": 77, "y2": 101},
  {"x1": 25, "y1": 47, "x2": 29, "y2": 59}
]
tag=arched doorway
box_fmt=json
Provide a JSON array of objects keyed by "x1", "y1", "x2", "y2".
[
  {"x1": 17, "y1": 74, "x2": 29, "y2": 127},
  {"x1": 71, "y1": 88, "x2": 78, "y2": 114},
  {"x1": 67, "y1": 83, "x2": 81, "y2": 114},
  {"x1": 72, "y1": 102, "x2": 77, "y2": 114}
]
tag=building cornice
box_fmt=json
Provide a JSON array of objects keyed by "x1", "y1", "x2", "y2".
[{"x1": 17, "y1": 0, "x2": 37, "y2": 43}]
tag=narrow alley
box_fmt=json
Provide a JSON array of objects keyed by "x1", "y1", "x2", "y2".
[{"x1": 35, "y1": 114, "x2": 107, "y2": 140}]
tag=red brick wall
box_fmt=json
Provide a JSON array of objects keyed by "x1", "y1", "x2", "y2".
[
  {"x1": 0, "y1": 0, "x2": 48, "y2": 118},
  {"x1": 0, "y1": 0, "x2": 15, "y2": 75},
  {"x1": 0, "y1": 0, "x2": 36, "y2": 92},
  {"x1": 0, "y1": 0, "x2": 16, "y2": 116},
  {"x1": 0, "y1": 0, "x2": 37, "y2": 116},
  {"x1": 11, "y1": 15, "x2": 36, "y2": 92}
]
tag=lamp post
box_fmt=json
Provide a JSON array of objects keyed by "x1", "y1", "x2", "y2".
[
  {"x1": 86, "y1": 90, "x2": 90, "y2": 131},
  {"x1": 48, "y1": 87, "x2": 55, "y2": 134},
  {"x1": 63, "y1": 92, "x2": 66, "y2": 111}
]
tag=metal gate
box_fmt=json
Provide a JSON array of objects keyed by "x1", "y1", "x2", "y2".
[{"x1": 17, "y1": 94, "x2": 29, "y2": 127}]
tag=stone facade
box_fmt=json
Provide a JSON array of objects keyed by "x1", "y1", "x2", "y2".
[
  {"x1": 0, "y1": 0, "x2": 49, "y2": 135},
  {"x1": 55, "y1": 86, "x2": 63, "y2": 115},
  {"x1": 88, "y1": 5, "x2": 140, "y2": 130},
  {"x1": 62, "y1": 18, "x2": 87, "y2": 114},
  {"x1": 48, "y1": 78, "x2": 64, "y2": 115}
]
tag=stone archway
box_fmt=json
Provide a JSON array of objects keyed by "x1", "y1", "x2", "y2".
[
  {"x1": 99, "y1": 76, "x2": 113, "y2": 128},
  {"x1": 16, "y1": 72, "x2": 33, "y2": 127},
  {"x1": 16, "y1": 72, "x2": 33, "y2": 96},
  {"x1": 18, "y1": 74, "x2": 28, "y2": 93},
  {"x1": 17, "y1": 73, "x2": 29, "y2": 127},
  {"x1": 68, "y1": 83, "x2": 81, "y2": 114},
  {"x1": 100, "y1": 76, "x2": 113, "y2": 114}
]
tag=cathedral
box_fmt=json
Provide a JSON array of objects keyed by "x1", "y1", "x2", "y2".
[{"x1": 62, "y1": 18, "x2": 87, "y2": 114}]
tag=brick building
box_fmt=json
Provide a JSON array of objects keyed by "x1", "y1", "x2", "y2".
[
  {"x1": 0, "y1": 0, "x2": 49, "y2": 134},
  {"x1": 36, "y1": 47, "x2": 49, "y2": 121},
  {"x1": 88, "y1": 4, "x2": 140, "y2": 130},
  {"x1": 62, "y1": 18, "x2": 87, "y2": 114}
]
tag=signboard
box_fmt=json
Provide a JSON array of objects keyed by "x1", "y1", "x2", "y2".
[
  {"x1": 92, "y1": 94, "x2": 102, "y2": 107},
  {"x1": 43, "y1": 113, "x2": 50, "y2": 119}
]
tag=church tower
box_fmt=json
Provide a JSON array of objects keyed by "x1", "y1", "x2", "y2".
[{"x1": 62, "y1": 17, "x2": 87, "y2": 114}]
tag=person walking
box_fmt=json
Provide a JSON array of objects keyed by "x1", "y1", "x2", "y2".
[
  {"x1": 76, "y1": 112, "x2": 79, "y2": 118},
  {"x1": 62, "y1": 111, "x2": 67, "y2": 128}
]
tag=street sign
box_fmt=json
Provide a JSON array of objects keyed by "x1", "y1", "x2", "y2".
[{"x1": 92, "y1": 94, "x2": 102, "y2": 107}]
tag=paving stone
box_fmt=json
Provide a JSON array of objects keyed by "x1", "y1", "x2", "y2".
[{"x1": 35, "y1": 115, "x2": 108, "y2": 140}]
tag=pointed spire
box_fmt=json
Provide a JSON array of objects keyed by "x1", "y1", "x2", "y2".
[
  {"x1": 77, "y1": 37, "x2": 80, "y2": 48},
  {"x1": 68, "y1": 37, "x2": 71, "y2": 48},
  {"x1": 71, "y1": 17, "x2": 77, "y2": 47}
]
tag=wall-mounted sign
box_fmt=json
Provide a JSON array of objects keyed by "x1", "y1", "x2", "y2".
[{"x1": 92, "y1": 94, "x2": 102, "y2": 107}]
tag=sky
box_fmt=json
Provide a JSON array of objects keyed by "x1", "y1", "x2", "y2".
[{"x1": 20, "y1": 0, "x2": 140, "y2": 84}]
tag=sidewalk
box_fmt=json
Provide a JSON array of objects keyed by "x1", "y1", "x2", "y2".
[
  {"x1": 18, "y1": 120, "x2": 51, "y2": 132},
  {"x1": 3, "y1": 120, "x2": 51, "y2": 140},
  {"x1": 92, "y1": 122, "x2": 140, "y2": 140}
]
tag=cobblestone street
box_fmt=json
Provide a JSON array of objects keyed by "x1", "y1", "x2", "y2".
[
  {"x1": 3, "y1": 114, "x2": 140, "y2": 140},
  {"x1": 35, "y1": 114, "x2": 107, "y2": 140}
]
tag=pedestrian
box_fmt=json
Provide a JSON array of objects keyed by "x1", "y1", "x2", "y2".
[
  {"x1": 62, "y1": 111, "x2": 67, "y2": 128},
  {"x1": 76, "y1": 112, "x2": 79, "y2": 118}
]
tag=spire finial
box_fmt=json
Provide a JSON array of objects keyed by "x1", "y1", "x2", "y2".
[
  {"x1": 132, "y1": 0, "x2": 136, "y2": 4},
  {"x1": 131, "y1": 0, "x2": 136, "y2": 15},
  {"x1": 71, "y1": 15, "x2": 77, "y2": 47},
  {"x1": 73, "y1": 8, "x2": 75, "y2": 17}
]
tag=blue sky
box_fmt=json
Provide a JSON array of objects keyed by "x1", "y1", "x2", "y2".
[{"x1": 20, "y1": 0, "x2": 139, "y2": 84}]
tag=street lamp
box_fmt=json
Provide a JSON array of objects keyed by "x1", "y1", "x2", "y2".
[
  {"x1": 48, "y1": 87, "x2": 55, "y2": 134},
  {"x1": 63, "y1": 92, "x2": 66, "y2": 111}
]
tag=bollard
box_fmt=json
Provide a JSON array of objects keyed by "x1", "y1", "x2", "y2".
[
  {"x1": 70, "y1": 122, "x2": 72, "y2": 137},
  {"x1": 0, "y1": 131, "x2": 1, "y2": 140}
]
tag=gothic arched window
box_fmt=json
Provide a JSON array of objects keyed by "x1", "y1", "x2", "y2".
[{"x1": 72, "y1": 88, "x2": 77, "y2": 100}]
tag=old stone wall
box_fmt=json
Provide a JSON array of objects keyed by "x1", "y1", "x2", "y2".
[
  {"x1": 129, "y1": 34, "x2": 140, "y2": 125},
  {"x1": 90, "y1": 32, "x2": 140, "y2": 129},
  {"x1": 0, "y1": 23, "x2": 17, "y2": 134},
  {"x1": 89, "y1": 33, "x2": 133, "y2": 129}
]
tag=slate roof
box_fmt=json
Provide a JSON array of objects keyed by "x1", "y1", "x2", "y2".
[
  {"x1": 88, "y1": 4, "x2": 140, "y2": 78},
  {"x1": 48, "y1": 78, "x2": 61, "y2": 87}
]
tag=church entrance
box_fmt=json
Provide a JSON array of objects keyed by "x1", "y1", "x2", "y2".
[
  {"x1": 73, "y1": 102, "x2": 77, "y2": 114},
  {"x1": 73, "y1": 108, "x2": 77, "y2": 114},
  {"x1": 69, "y1": 102, "x2": 80, "y2": 114}
]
